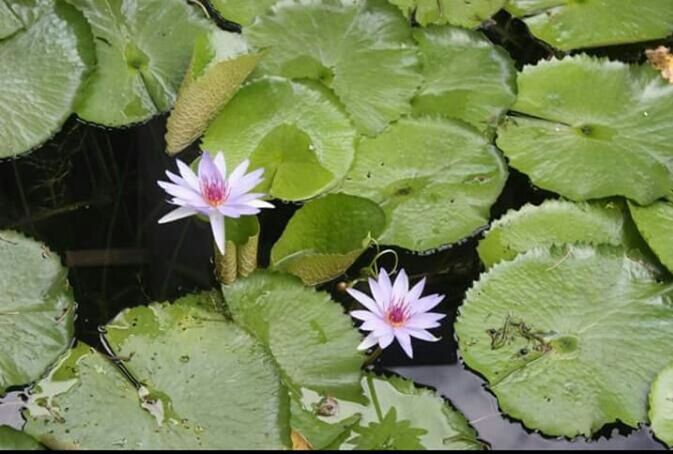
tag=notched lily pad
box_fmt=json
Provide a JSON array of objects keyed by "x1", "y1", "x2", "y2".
[
  {"x1": 202, "y1": 77, "x2": 357, "y2": 201},
  {"x1": 506, "y1": 0, "x2": 673, "y2": 51},
  {"x1": 209, "y1": 0, "x2": 277, "y2": 26},
  {"x1": 339, "y1": 117, "x2": 507, "y2": 251},
  {"x1": 649, "y1": 363, "x2": 673, "y2": 448},
  {"x1": 65, "y1": 0, "x2": 215, "y2": 127},
  {"x1": 23, "y1": 293, "x2": 289, "y2": 450},
  {"x1": 389, "y1": 0, "x2": 505, "y2": 28},
  {"x1": 497, "y1": 55, "x2": 673, "y2": 205},
  {"x1": 271, "y1": 194, "x2": 386, "y2": 286},
  {"x1": 245, "y1": 0, "x2": 422, "y2": 136},
  {"x1": 0, "y1": 426, "x2": 43, "y2": 450},
  {"x1": 222, "y1": 271, "x2": 364, "y2": 402},
  {"x1": 0, "y1": 230, "x2": 75, "y2": 393},
  {"x1": 456, "y1": 246, "x2": 673, "y2": 437},
  {"x1": 628, "y1": 200, "x2": 673, "y2": 274}
]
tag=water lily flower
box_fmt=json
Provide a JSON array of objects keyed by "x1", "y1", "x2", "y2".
[
  {"x1": 157, "y1": 152, "x2": 273, "y2": 254},
  {"x1": 348, "y1": 268, "x2": 445, "y2": 359}
]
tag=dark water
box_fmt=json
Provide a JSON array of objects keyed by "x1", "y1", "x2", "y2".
[{"x1": 0, "y1": 116, "x2": 665, "y2": 450}]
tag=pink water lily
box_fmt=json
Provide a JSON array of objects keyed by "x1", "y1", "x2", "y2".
[
  {"x1": 348, "y1": 268, "x2": 445, "y2": 359},
  {"x1": 157, "y1": 152, "x2": 273, "y2": 254}
]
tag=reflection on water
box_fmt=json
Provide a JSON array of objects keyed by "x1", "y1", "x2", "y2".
[
  {"x1": 0, "y1": 392, "x2": 25, "y2": 430},
  {"x1": 395, "y1": 364, "x2": 664, "y2": 450}
]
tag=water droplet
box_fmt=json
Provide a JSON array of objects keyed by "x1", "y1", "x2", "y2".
[
  {"x1": 180, "y1": 355, "x2": 190, "y2": 363},
  {"x1": 643, "y1": 111, "x2": 649, "y2": 117},
  {"x1": 195, "y1": 425, "x2": 206, "y2": 433}
]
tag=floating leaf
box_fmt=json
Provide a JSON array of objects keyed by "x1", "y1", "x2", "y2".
[
  {"x1": 456, "y1": 246, "x2": 673, "y2": 437},
  {"x1": 215, "y1": 216, "x2": 260, "y2": 285},
  {"x1": 628, "y1": 200, "x2": 673, "y2": 274},
  {"x1": 202, "y1": 78, "x2": 357, "y2": 201},
  {"x1": 245, "y1": 0, "x2": 422, "y2": 136},
  {"x1": 389, "y1": 0, "x2": 505, "y2": 27},
  {"x1": 222, "y1": 272, "x2": 364, "y2": 401},
  {"x1": 290, "y1": 400, "x2": 360, "y2": 450},
  {"x1": 165, "y1": 30, "x2": 260, "y2": 155},
  {"x1": 0, "y1": 230, "x2": 75, "y2": 393},
  {"x1": 24, "y1": 293, "x2": 289, "y2": 449},
  {"x1": 0, "y1": 1, "x2": 22, "y2": 39},
  {"x1": 65, "y1": 0, "x2": 213, "y2": 127},
  {"x1": 271, "y1": 194, "x2": 386, "y2": 285},
  {"x1": 506, "y1": 0, "x2": 673, "y2": 51},
  {"x1": 478, "y1": 199, "x2": 634, "y2": 268},
  {"x1": 0, "y1": 0, "x2": 91, "y2": 157},
  {"x1": 497, "y1": 55, "x2": 673, "y2": 205},
  {"x1": 209, "y1": 0, "x2": 277, "y2": 26},
  {"x1": 412, "y1": 25, "x2": 516, "y2": 135},
  {"x1": 0, "y1": 427, "x2": 43, "y2": 450},
  {"x1": 339, "y1": 117, "x2": 507, "y2": 251},
  {"x1": 649, "y1": 363, "x2": 673, "y2": 448},
  {"x1": 300, "y1": 374, "x2": 484, "y2": 449}
]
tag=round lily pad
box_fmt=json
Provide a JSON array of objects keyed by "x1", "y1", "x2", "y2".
[
  {"x1": 202, "y1": 77, "x2": 357, "y2": 201},
  {"x1": 497, "y1": 55, "x2": 673, "y2": 205},
  {"x1": 271, "y1": 194, "x2": 386, "y2": 285},
  {"x1": 222, "y1": 271, "x2": 364, "y2": 402},
  {"x1": 0, "y1": 0, "x2": 91, "y2": 157},
  {"x1": 245, "y1": 0, "x2": 422, "y2": 136},
  {"x1": 389, "y1": 0, "x2": 505, "y2": 28},
  {"x1": 65, "y1": 0, "x2": 214, "y2": 127},
  {"x1": 0, "y1": 230, "x2": 75, "y2": 393},
  {"x1": 209, "y1": 0, "x2": 277, "y2": 26},
  {"x1": 478, "y1": 199, "x2": 633, "y2": 268},
  {"x1": 412, "y1": 25, "x2": 517, "y2": 135},
  {"x1": 629, "y1": 200, "x2": 673, "y2": 274},
  {"x1": 506, "y1": 0, "x2": 673, "y2": 51},
  {"x1": 339, "y1": 117, "x2": 508, "y2": 251},
  {"x1": 24, "y1": 293, "x2": 289, "y2": 449},
  {"x1": 649, "y1": 363, "x2": 673, "y2": 448},
  {"x1": 0, "y1": 427, "x2": 43, "y2": 450},
  {"x1": 299, "y1": 374, "x2": 484, "y2": 449},
  {"x1": 456, "y1": 246, "x2": 673, "y2": 437}
]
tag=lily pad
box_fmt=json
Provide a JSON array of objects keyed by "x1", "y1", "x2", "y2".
[
  {"x1": 165, "y1": 30, "x2": 260, "y2": 155},
  {"x1": 202, "y1": 77, "x2": 357, "y2": 201},
  {"x1": 389, "y1": 0, "x2": 505, "y2": 27},
  {"x1": 222, "y1": 271, "x2": 364, "y2": 401},
  {"x1": 0, "y1": 0, "x2": 91, "y2": 157},
  {"x1": 339, "y1": 117, "x2": 507, "y2": 251},
  {"x1": 506, "y1": 0, "x2": 673, "y2": 51},
  {"x1": 245, "y1": 0, "x2": 422, "y2": 136},
  {"x1": 0, "y1": 1, "x2": 22, "y2": 39},
  {"x1": 209, "y1": 0, "x2": 277, "y2": 26},
  {"x1": 456, "y1": 246, "x2": 673, "y2": 437},
  {"x1": 24, "y1": 293, "x2": 289, "y2": 449},
  {"x1": 649, "y1": 362, "x2": 673, "y2": 448},
  {"x1": 478, "y1": 199, "x2": 634, "y2": 268},
  {"x1": 0, "y1": 230, "x2": 75, "y2": 393},
  {"x1": 271, "y1": 194, "x2": 386, "y2": 285},
  {"x1": 299, "y1": 374, "x2": 484, "y2": 449},
  {"x1": 0, "y1": 427, "x2": 43, "y2": 450},
  {"x1": 628, "y1": 200, "x2": 673, "y2": 274},
  {"x1": 65, "y1": 0, "x2": 214, "y2": 127},
  {"x1": 497, "y1": 55, "x2": 673, "y2": 205},
  {"x1": 412, "y1": 25, "x2": 517, "y2": 135}
]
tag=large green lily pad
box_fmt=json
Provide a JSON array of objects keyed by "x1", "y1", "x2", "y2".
[
  {"x1": 245, "y1": 0, "x2": 422, "y2": 136},
  {"x1": 649, "y1": 363, "x2": 673, "y2": 448},
  {"x1": 0, "y1": 1, "x2": 22, "y2": 39},
  {"x1": 339, "y1": 117, "x2": 507, "y2": 251},
  {"x1": 271, "y1": 194, "x2": 386, "y2": 286},
  {"x1": 506, "y1": 0, "x2": 673, "y2": 51},
  {"x1": 412, "y1": 25, "x2": 516, "y2": 135},
  {"x1": 65, "y1": 0, "x2": 213, "y2": 127},
  {"x1": 478, "y1": 199, "x2": 633, "y2": 268},
  {"x1": 299, "y1": 374, "x2": 484, "y2": 449},
  {"x1": 497, "y1": 55, "x2": 673, "y2": 205},
  {"x1": 0, "y1": 427, "x2": 43, "y2": 450},
  {"x1": 222, "y1": 272, "x2": 364, "y2": 402},
  {"x1": 24, "y1": 293, "x2": 289, "y2": 449},
  {"x1": 202, "y1": 77, "x2": 357, "y2": 201},
  {"x1": 456, "y1": 246, "x2": 673, "y2": 437},
  {"x1": 389, "y1": 0, "x2": 505, "y2": 28},
  {"x1": 629, "y1": 200, "x2": 673, "y2": 275},
  {"x1": 0, "y1": 0, "x2": 91, "y2": 157},
  {"x1": 0, "y1": 230, "x2": 75, "y2": 393},
  {"x1": 209, "y1": 0, "x2": 277, "y2": 26}
]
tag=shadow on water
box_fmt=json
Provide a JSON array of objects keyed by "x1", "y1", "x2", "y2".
[{"x1": 0, "y1": 113, "x2": 665, "y2": 450}]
